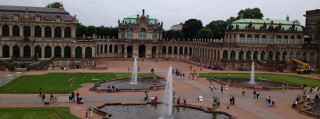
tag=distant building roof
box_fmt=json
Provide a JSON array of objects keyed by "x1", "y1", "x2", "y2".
[
  {"x1": 229, "y1": 18, "x2": 303, "y2": 32},
  {"x1": 0, "y1": 5, "x2": 74, "y2": 22},
  {"x1": 122, "y1": 14, "x2": 159, "y2": 25},
  {"x1": 170, "y1": 23, "x2": 183, "y2": 30}
]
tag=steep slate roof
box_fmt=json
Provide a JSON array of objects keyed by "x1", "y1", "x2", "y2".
[
  {"x1": 122, "y1": 15, "x2": 159, "y2": 25},
  {"x1": 230, "y1": 18, "x2": 303, "y2": 32},
  {"x1": 0, "y1": 5, "x2": 74, "y2": 22}
]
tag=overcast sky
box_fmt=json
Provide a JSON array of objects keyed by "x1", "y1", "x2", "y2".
[{"x1": 1, "y1": 0, "x2": 319, "y2": 30}]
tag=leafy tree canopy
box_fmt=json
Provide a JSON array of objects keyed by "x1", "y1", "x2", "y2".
[
  {"x1": 182, "y1": 19, "x2": 203, "y2": 40},
  {"x1": 197, "y1": 29, "x2": 213, "y2": 39},
  {"x1": 236, "y1": 8, "x2": 264, "y2": 19},
  {"x1": 205, "y1": 20, "x2": 228, "y2": 39},
  {"x1": 46, "y1": 2, "x2": 62, "y2": 8}
]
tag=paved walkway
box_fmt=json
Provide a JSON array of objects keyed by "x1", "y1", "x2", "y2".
[
  {"x1": 0, "y1": 72, "x2": 23, "y2": 87},
  {"x1": 0, "y1": 59, "x2": 318, "y2": 119}
]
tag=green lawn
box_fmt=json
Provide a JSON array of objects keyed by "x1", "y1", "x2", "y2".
[
  {"x1": 0, "y1": 107, "x2": 79, "y2": 119},
  {"x1": 199, "y1": 73, "x2": 320, "y2": 87},
  {"x1": 0, "y1": 73, "x2": 157, "y2": 94}
]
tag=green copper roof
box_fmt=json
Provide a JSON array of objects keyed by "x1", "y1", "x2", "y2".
[
  {"x1": 229, "y1": 19, "x2": 303, "y2": 32},
  {"x1": 122, "y1": 15, "x2": 159, "y2": 25}
]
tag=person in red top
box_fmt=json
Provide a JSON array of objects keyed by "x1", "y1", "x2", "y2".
[
  {"x1": 192, "y1": 74, "x2": 194, "y2": 80},
  {"x1": 155, "y1": 96, "x2": 158, "y2": 102},
  {"x1": 85, "y1": 107, "x2": 88, "y2": 118},
  {"x1": 177, "y1": 97, "x2": 180, "y2": 104}
]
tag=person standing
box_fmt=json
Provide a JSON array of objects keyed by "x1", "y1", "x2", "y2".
[
  {"x1": 50, "y1": 93, "x2": 54, "y2": 104},
  {"x1": 177, "y1": 97, "x2": 180, "y2": 104},
  {"x1": 38, "y1": 88, "x2": 42, "y2": 98},
  {"x1": 85, "y1": 107, "x2": 88, "y2": 118},
  {"x1": 221, "y1": 85, "x2": 224, "y2": 94},
  {"x1": 267, "y1": 96, "x2": 271, "y2": 107},
  {"x1": 88, "y1": 105, "x2": 93, "y2": 118},
  {"x1": 68, "y1": 92, "x2": 72, "y2": 102},
  {"x1": 210, "y1": 84, "x2": 214, "y2": 93},
  {"x1": 76, "y1": 92, "x2": 80, "y2": 102},
  {"x1": 242, "y1": 87, "x2": 246, "y2": 96},
  {"x1": 271, "y1": 98, "x2": 276, "y2": 107},
  {"x1": 257, "y1": 91, "x2": 260, "y2": 99},
  {"x1": 232, "y1": 94, "x2": 235, "y2": 105},
  {"x1": 72, "y1": 92, "x2": 75, "y2": 102},
  {"x1": 41, "y1": 93, "x2": 46, "y2": 105},
  {"x1": 253, "y1": 89, "x2": 257, "y2": 99}
]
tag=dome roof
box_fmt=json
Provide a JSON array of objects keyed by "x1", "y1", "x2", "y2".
[{"x1": 122, "y1": 15, "x2": 159, "y2": 25}]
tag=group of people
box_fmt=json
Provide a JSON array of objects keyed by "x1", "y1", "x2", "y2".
[
  {"x1": 253, "y1": 89, "x2": 260, "y2": 99},
  {"x1": 176, "y1": 97, "x2": 187, "y2": 105},
  {"x1": 85, "y1": 105, "x2": 93, "y2": 119},
  {"x1": 266, "y1": 96, "x2": 276, "y2": 107},
  {"x1": 69, "y1": 92, "x2": 83, "y2": 104},
  {"x1": 38, "y1": 88, "x2": 58, "y2": 105},
  {"x1": 107, "y1": 84, "x2": 120, "y2": 93}
]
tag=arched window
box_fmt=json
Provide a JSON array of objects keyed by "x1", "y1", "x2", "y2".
[
  {"x1": 289, "y1": 52, "x2": 294, "y2": 59},
  {"x1": 254, "y1": 35, "x2": 259, "y2": 44},
  {"x1": 230, "y1": 51, "x2": 235, "y2": 60},
  {"x1": 114, "y1": 45, "x2": 118, "y2": 53},
  {"x1": 239, "y1": 51, "x2": 244, "y2": 60},
  {"x1": 104, "y1": 45, "x2": 108, "y2": 53},
  {"x1": 2, "y1": 45, "x2": 9, "y2": 58},
  {"x1": 261, "y1": 35, "x2": 266, "y2": 44},
  {"x1": 24, "y1": 26, "x2": 30, "y2": 36},
  {"x1": 13, "y1": 45, "x2": 20, "y2": 58},
  {"x1": 179, "y1": 46, "x2": 183, "y2": 54},
  {"x1": 109, "y1": 45, "x2": 112, "y2": 53},
  {"x1": 162, "y1": 46, "x2": 166, "y2": 54},
  {"x1": 45, "y1": 46, "x2": 51, "y2": 58},
  {"x1": 282, "y1": 52, "x2": 287, "y2": 60},
  {"x1": 283, "y1": 36, "x2": 288, "y2": 44},
  {"x1": 54, "y1": 46, "x2": 61, "y2": 58},
  {"x1": 121, "y1": 29, "x2": 125, "y2": 39},
  {"x1": 247, "y1": 35, "x2": 252, "y2": 43},
  {"x1": 260, "y1": 51, "x2": 266, "y2": 61},
  {"x1": 269, "y1": 35, "x2": 274, "y2": 44},
  {"x1": 2, "y1": 25, "x2": 9, "y2": 36},
  {"x1": 276, "y1": 36, "x2": 281, "y2": 44},
  {"x1": 310, "y1": 52, "x2": 315, "y2": 62},
  {"x1": 223, "y1": 50, "x2": 228, "y2": 60},
  {"x1": 253, "y1": 51, "x2": 258, "y2": 60},
  {"x1": 296, "y1": 36, "x2": 301, "y2": 44},
  {"x1": 139, "y1": 28, "x2": 146, "y2": 40},
  {"x1": 152, "y1": 30, "x2": 157, "y2": 40},
  {"x1": 246, "y1": 51, "x2": 251, "y2": 60},
  {"x1": 174, "y1": 46, "x2": 178, "y2": 54},
  {"x1": 268, "y1": 52, "x2": 273, "y2": 60},
  {"x1": 296, "y1": 52, "x2": 300, "y2": 60},
  {"x1": 64, "y1": 46, "x2": 71, "y2": 58},
  {"x1": 290, "y1": 36, "x2": 295, "y2": 44},
  {"x1": 189, "y1": 47, "x2": 192, "y2": 55},
  {"x1": 240, "y1": 34, "x2": 245, "y2": 43},
  {"x1": 127, "y1": 28, "x2": 133, "y2": 39},
  {"x1": 85, "y1": 47, "x2": 92, "y2": 58},
  {"x1": 168, "y1": 46, "x2": 172, "y2": 54},
  {"x1": 45, "y1": 26, "x2": 51, "y2": 37},
  {"x1": 34, "y1": 46, "x2": 41, "y2": 58},
  {"x1": 13, "y1": 25, "x2": 20, "y2": 36},
  {"x1": 184, "y1": 47, "x2": 188, "y2": 55},
  {"x1": 24, "y1": 46, "x2": 31, "y2": 58},
  {"x1": 34, "y1": 26, "x2": 41, "y2": 37},
  {"x1": 64, "y1": 27, "x2": 71, "y2": 38},
  {"x1": 54, "y1": 27, "x2": 61, "y2": 37},
  {"x1": 75, "y1": 47, "x2": 82, "y2": 58},
  {"x1": 276, "y1": 52, "x2": 280, "y2": 61}
]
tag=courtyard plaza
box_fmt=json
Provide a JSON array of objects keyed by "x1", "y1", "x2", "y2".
[{"x1": 0, "y1": 59, "x2": 319, "y2": 119}]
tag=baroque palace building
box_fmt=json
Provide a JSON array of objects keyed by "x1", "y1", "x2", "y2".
[
  {"x1": 0, "y1": 6, "x2": 319, "y2": 71},
  {"x1": 0, "y1": 5, "x2": 95, "y2": 70}
]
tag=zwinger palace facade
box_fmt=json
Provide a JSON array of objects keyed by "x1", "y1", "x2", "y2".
[{"x1": 0, "y1": 5, "x2": 319, "y2": 71}]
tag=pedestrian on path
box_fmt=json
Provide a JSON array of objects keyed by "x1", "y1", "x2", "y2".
[
  {"x1": 85, "y1": 107, "x2": 88, "y2": 118},
  {"x1": 257, "y1": 91, "x2": 260, "y2": 99},
  {"x1": 88, "y1": 105, "x2": 93, "y2": 118},
  {"x1": 210, "y1": 84, "x2": 214, "y2": 93},
  {"x1": 68, "y1": 92, "x2": 72, "y2": 102},
  {"x1": 271, "y1": 98, "x2": 276, "y2": 107},
  {"x1": 242, "y1": 87, "x2": 246, "y2": 96},
  {"x1": 38, "y1": 88, "x2": 42, "y2": 98},
  {"x1": 267, "y1": 96, "x2": 271, "y2": 107},
  {"x1": 50, "y1": 93, "x2": 54, "y2": 104},
  {"x1": 41, "y1": 93, "x2": 46, "y2": 105},
  {"x1": 221, "y1": 85, "x2": 224, "y2": 94},
  {"x1": 253, "y1": 89, "x2": 257, "y2": 99}
]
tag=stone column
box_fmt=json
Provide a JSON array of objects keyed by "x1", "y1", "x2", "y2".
[
  {"x1": 227, "y1": 50, "x2": 231, "y2": 60},
  {"x1": 51, "y1": 26, "x2": 54, "y2": 38},
  {"x1": 31, "y1": 25, "x2": 34, "y2": 37},
  {"x1": 30, "y1": 45, "x2": 34, "y2": 57},
  {"x1": 9, "y1": 45, "x2": 12, "y2": 58},
  {"x1": 41, "y1": 46, "x2": 45, "y2": 59},
  {"x1": 272, "y1": 52, "x2": 276, "y2": 61},
  {"x1": 71, "y1": 46, "x2": 75, "y2": 58},
  {"x1": 61, "y1": 45, "x2": 65, "y2": 58},
  {"x1": 9, "y1": 25, "x2": 13, "y2": 36},
  {"x1": 82, "y1": 47, "x2": 85, "y2": 58},
  {"x1": 20, "y1": 25, "x2": 23, "y2": 37},
  {"x1": 257, "y1": 52, "x2": 261, "y2": 61},
  {"x1": 20, "y1": 46, "x2": 23, "y2": 58},
  {"x1": 61, "y1": 27, "x2": 65, "y2": 38},
  {"x1": 71, "y1": 26, "x2": 76, "y2": 38},
  {"x1": 41, "y1": 26, "x2": 45, "y2": 37},
  {"x1": 251, "y1": 51, "x2": 254, "y2": 60},
  {"x1": 279, "y1": 52, "x2": 283, "y2": 61}
]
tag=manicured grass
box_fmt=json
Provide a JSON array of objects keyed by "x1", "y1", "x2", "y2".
[
  {"x1": 0, "y1": 73, "x2": 157, "y2": 94},
  {"x1": 0, "y1": 107, "x2": 79, "y2": 119},
  {"x1": 199, "y1": 73, "x2": 320, "y2": 87},
  {"x1": 313, "y1": 70, "x2": 320, "y2": 74}
]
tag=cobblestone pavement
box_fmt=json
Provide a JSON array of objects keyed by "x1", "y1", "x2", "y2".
[{"x1": 0, "y1": 59, "x2": 318, "y2": 119}]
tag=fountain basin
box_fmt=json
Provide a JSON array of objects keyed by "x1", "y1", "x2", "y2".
[
  {"x1": 300, "y1": 99, "x2": 320, "y2": 118},
  {"x1": 91, "y1": 77, "x2": 166, "y2": 92},
  {"x1": 208, "y1": 77, "x2": 302, "y2": 90},
  {"x1": 96, "y1": 102, "x2": 233, "y2": 119}
]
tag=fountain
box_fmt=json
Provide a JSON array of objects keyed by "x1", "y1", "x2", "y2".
[
  {"x1": 249, "y1": 61, "x2": 256, "y2": 84},
  {"x1": 131, "y1": 57, "x2": 138, "y2": 84},
  {"x1": 161, "y1": 66, "x2": 173, "y2": 118}
]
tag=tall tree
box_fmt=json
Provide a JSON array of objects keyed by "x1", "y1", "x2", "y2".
[
  {"x1": 110, "y1": 27, "x2": 118, "y2": 39},
  {"x1": 76, "y1": 24, "x2": 87, "y2": 38},
  {"x1": 226, "y1": 17, "x2": 237, "y2": 25},
  {"x1": 182, "y1": 19, "x2": 203, "y2": 40},
  {"x1": 236, "y1": 8, "x2": 264, "y2": 19},
  {"x1": 46, "y1": 2, "x2": 61, "y2": 8},
  {"x1": 87, "y1": 26, "x2": 96, "y2": 36},
  {"x1": 173, "y1": 30, "x2": 183, "y2": 40},
  {"x1": 197, "y1": 29, "x2": 213, "y2": 39},
  {"x1": 206, "y1": 20, "x2": 228, "y2": 39},
  {"x1": 166, "y1": 30, "x2": 174, "y2": 40},
  {"x1": 103, "y1": 27, "x2": 111, "y2": 38}
]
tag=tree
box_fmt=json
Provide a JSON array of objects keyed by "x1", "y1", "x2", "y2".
[
  {"x1": 110, "y1": 27, "x2": 118, "y2": 39},
  {"x1": 226, "y1": 17, "x2": 237, "y2": 25},
  {"x1": 96, "y1": 26, "x2": 105, "y2": 38},
  {"x1": 46, "y1": 2, "x2": 61, "y2": 8},
  {"x1": 103, "y1": 27, "x2": 111, "y2": 38},
  {"x1": 166, "y1": 30, "x2": 174, "y2": 40},
  {"x1": 197, "y1": 29, "x2": 213, "y2": 39},
  {"x1": 182, "y1": 19, "x2": 203, "y2": 40},
  {"x1": 293, "y1": 20, "x2": 301, "y2": 26},
  {"x1": 76, "y1": 24, "x2": 87, "y2": 38},
  {"x1": 205, "y1": 20, "x2": 228, "y2": 39},
  {"x1": 87, "y1": 26, "x2": 96, "y2": 36},
  {"x1": 173, "y1": 30, "x2": 183, "y2": 40},
  {"x1": 236, "y1": 8, "x2": 264, "y2": 19}
]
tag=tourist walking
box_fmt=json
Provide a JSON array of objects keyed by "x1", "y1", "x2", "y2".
[
  {"x1": 41, "y1": 93, "x2": 46, "y2": 105},
  {"x1": 76, "y1": 92, "x2": 80, "y2": 102},
  {"x1": 232, "y1": 94, "x2": 235, "y2": 105},
  {"x1": 221, "y1": 85, "x2": 224, "y2": 94},
  {"x1": 271, "y1": 98, "x2": 276, "y2": 107},
  {"x1": 68, "y1": 92, "x2": 72, "y2": 102},
  {"x1": 210, "y1": 84, "x2": 214, "y2": 93},
  {"x1": 50, "y1": 93, "x2": 54, "y2": 104},
  {"x1": 177, "y1": 97, "x2": 180, "y2": 104},
  {"x1": 257, "y1": 91, "x2": 260, "y2": 99},
  {"x1": 253, "y1": 89, "x2": 257, "y2": 99},
  {"x1": 72, "y1": 92, "x2": 75, "y2": 102},
  {"x1": 229, "y1": 95, "x2": 233, "y2": 105},
  {"x1": 88, "y1": 105, "x2": 93, "y2": 118},
  {"x1": 242, "y1": 87, "x2": 246, "y2": 96},
  {"x1": 267, "y1": 96, "x2": 271, "y2": 107},
  {"x1": 38, "y1": 88, "x2": 42, "y2": 98},
  {"x1": 116, "y1": 84, "x2": 120, "y2": 92}
]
